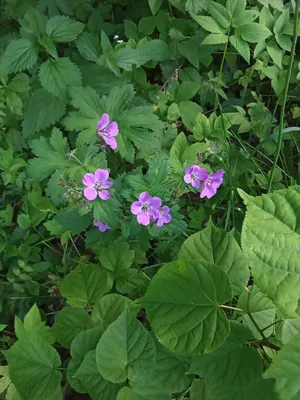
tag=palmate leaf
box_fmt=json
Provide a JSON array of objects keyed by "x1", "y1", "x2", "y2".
[
  {"x1": 22, "y1": 89, "x2": 66, "y2": 139},
  {"x1": 0, "y1": 39, "x2": 39, "y2": 75},
  {"x1": 264, "y1": 332, "x2": 300, "y2": 400},
  {"x1": 39, "y1": 57, "x2": 82, "y2": 96},
  {"x1": 4, "y1": 334, "x2": 62, "y2": 400},
  {"x1": 97, "y1": 242, "x2": 135, "y2": 274},
  {"x1": 141, "y1": 260, "x2": 232, "y2": 355},
  {"x1": 61, "y1": 263, "x2": 112, "y2": 307},
  {"x1": 117, "y1": 383, "x2": 171, "y2": 400},
  {"x1": 75, "y1": 350, "x2": 119, "y2": 400},
  {"x1": 96, "y1": 308, "x2": 156, "y2": 383},
  {"x1": 189, "y1": 322, "x2": 277, "y2": 400},
  {"x1": 178, "y1": 221, "x2": 249, "y2": 295},
  {"x1": 239, "y1": 186, "x2": 300, "y2": 317}
]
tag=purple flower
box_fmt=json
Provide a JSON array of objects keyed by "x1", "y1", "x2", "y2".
[
  {"x1": 94, "y1": 220, "x2": 110, "y2": 232},
  {"x1": 184, "y1": 165, "x2": 208, "y2": 189},
  {"x1": 131, "y1": 192, "x2": 161, "y2": 226},
  {"x1": 82, "y1": 169, "x2": 113, "y2": 201},
  {"x1": 97, "y1": 113, "x2": 119, "y2": 150},
  {"x1": 200, "y1": 169, "x2": 225, "y2": 199},
  {"x1": 155, "y1": 206, "x2": 172, "y2": 227}
]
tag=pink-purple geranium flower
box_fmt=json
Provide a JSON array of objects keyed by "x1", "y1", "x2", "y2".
[
  {"x1": 155, "y1": 206, "x2": 172, "y2": 227},
  {"x1": 82, "y1": 169, "x2": 113, "y2": 201},
  {"x1": 131, "y1": 192, "x2": 161, "y2": 226},
  {"x1": 94, "y1": 220, "x2": 110, "y2": 232},
  {"x1": 184, "y1": 165, "x2": 208, "y2": 189},
  {"x1": 97, "y1": 113, "x2": 119, "y2": 150},
  {"x1": 200, "y1": 169, "x2": 225, "y2": 199}
]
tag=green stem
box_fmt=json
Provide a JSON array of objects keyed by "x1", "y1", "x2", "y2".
[
  {"x1": 178, "y1": 386, "x2": 191, "y2": 400},
  {"x1": 267, "y1": 0, "x2": 299, "y2": 192},
  {"x1": 220, "y1": 304, "x2": 244, "y2": 312},
  {"x1": 261, "y1": 319, "x2": 282, "y2": 332},
  {"x1": 214, "y1": 37, "x2": 229, "y2": 111}
]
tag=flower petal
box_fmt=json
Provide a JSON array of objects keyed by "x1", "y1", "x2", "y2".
[
  {"x1": 191, "y1": 178, "x2": 201, "y2": 189},
  {"x1": 194, "y1": 166, "x2": 208, "y2": 181},
  {"x1": 94, "y1": 168, "x2": 109, "y2": 182},
  {"x1": 98, "y1": 113, "x2": 110, "y2": 130},
  {"x1": 98, "y1": 222, "x2": 110, "y2": 232},
  {"x1": 162, "y1": 206, "x2": 170, "y2": 213},
  {"x1": 93, "y1": 220, "x2": 101, "y2": 227},
  {"x1": 137, "y1": 212, "x2": 150, "y2": 226},
  {"x1": 102, "y1": 181, "x2": 113, "y2": 189},
  {"x1": 150, "y1": 196, "x2": 162, "y2": 209},
  {"x1": 98, "y1": 190, "x2": 110, "y2": 200},
  {"x1": 150, "y1": 209, "x2": 159, "y2": 221},
  {"x1": 200, "y1": 184, "x2": 217, "y2": 199},
  {"x1": 106, "y1": 122, "x2": 119, "y2": 136},
  {"x1": 82, "y1": 173, "x2": 95, "y2": 187},
  {"x1": 131, "y1": 201, "x2": 142, "y2": 215},
  {"x1": 139, "y1": 192, "x2": 151, "y2": 203},
  {"x1": 84, "y1": 187, "x2": 97, "y2": 201},
  {"x1": 105, "y1": 137, "x2": 118, "y2": 150},
  {"x1": 184, "y1": 166, "x2": 193, "y2": 175},
  {"x1": 210, "y1": 169, "x2": 225, "y2": 185},
  {"x1": 156, "y1": 218, "x2": 164, "y2": 227},
  {"x1": 162, "y1": 214, "x2": 172, "y2": 224},
  {"x1": 184, "y1": 174, "x2": 192, "y2": 184}
]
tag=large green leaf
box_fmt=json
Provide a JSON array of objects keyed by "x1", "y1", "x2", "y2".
[
  {"x1": 46, "y1": 15, "x2": 84, "y2": 42},
  {"x1": 0, "y1": 39, "x2": 39, "y2": 75},
  {"x1": 117, "y1": 384, "x2": 171, "y2": 400},
  {"x1": 4, "y1": 335, "x2": 62, "y2": 400},
  {"x1": 97, "y1": 242, "x2": 135, "y2": 274},
  {"x1": 39, "y1": 57, "x2": 82, "y2": 96},
  {"x1": 75, "y1": 350, "x2": 119, "y2": 400},
  {"x1": 61, "y1": 263, "x2": 112, "y2": 307},
  {"x1": 91, "y1": 294, "x2": 134, "y2": 330},
  {"x1": 141, "y1": 260, "x2": 232, "y2": 355},
  {"x1": 178, "y1": 221, "x2": 249, "y2": 295},
  {"x1": 265, "y1": 332, "x2": 300, "y2": 400},
  {"x1": 189, "y1": 322, "x2": 276, "y2": 400},
  {"x1": 239, "y1": 186, "x2": 300, "y2": 317},
  {"x1": 96, "y1": 308, "x2": 156, "y2": 383},
  {"x1": 52, "y1": 307, "x2": 92, "y2": 348},
  {"x1": 238, "y1": 23, "x2": 272, "y2": 43}
]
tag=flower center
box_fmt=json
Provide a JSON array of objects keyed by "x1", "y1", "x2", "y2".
[
  {"x1": 191, "y1": 173, "x2": 200, "y2": 181},
  {"x1": 141, "y1": 202, "x2": 151, "y2": 212},
  {"x1": 94, "y1": 181, "x2": 103, "y2": 191},
  {"x1": 205, "y1": 177, "x2": 213, "y2": 186},
  {"x1": 100, "y1": 128, "x2": 110, "y2": 138}
]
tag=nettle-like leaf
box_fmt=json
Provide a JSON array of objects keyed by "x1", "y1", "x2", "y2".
[
  {"x1": 0, "y1": 39, "x2": 39, "y2": 75},
  {"x1": 46, "y1": 15, "x2": 84, "y2": 42},
  {"x1": 178, "y1": 221, "x2": 249, "y2": 295},
  {"x1": 265, "y1": 332, "x2": 300, "y2": 400},
  {"x1": 142, "y1": 260, "x2": 232, "y2": 355},
  {"x1": 39, "y1": 57, "x2": 82, "y2": 96},
  {"x1": 61, "y1": 263, "x2": 112, "y2": 307},
  {"x1": 22, "y1": 89, "x2": 66, "y2": 139},
  {"x1": 4, "y1": 334, "x2": 62, "y2": 400},
  {"x1": 76, "y1": 32, "x2": 102, "y2": 62},
  {"x1": 240, "y1": 186, "x2": 300, "y2": 318},
  {"x1": 189, "y1": 321, "x2": 277, "y2": 400},
  {"x1": 52, "y1": 307, "x2": 92, "y2": 348},
  {"x1": 96, "y1": 308, "x2": 156, "y2": 383}
]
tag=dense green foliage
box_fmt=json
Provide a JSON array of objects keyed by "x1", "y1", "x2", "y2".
[{"x1": 0, "y1": 0, "x2": 300, "y2": 399}]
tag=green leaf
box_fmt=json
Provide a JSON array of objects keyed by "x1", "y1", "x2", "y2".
[
  {"x1": 202, "y1": 33, "x2": 228, "y2": 45},
  {"x1": 238, "y1": 23, "x2": 272, "y2": 43},
  {"x1": 22, "y1": 89, "x2": 66, "y2": 139},
  {"x1": 260, "y1": 6, "x2": 274, "y2": 30},
  {"x1": 75, "y1": 350, "x2": 119, "y2": 400},
  {"x1": 61, "y1": 263, "x2": 112, "y2": 308},
  {"x1": 115, "y1": 48, "x2": 149, "y2": 70},
  {"x1": 267, "y1": 42, "x2": 283, "y2": 68},
  {"x1": 53, "y1": 307, "x2": 91, "y2": 348},
  {"x1": 232, "y1": 10, "x2": 260, "y2": 27},
  {"x1": 147, "y1": 152, "x2": 169, "y2": 190},
  {"x1": 4, "y1": 335, "x2": 62, "y2": 400},
  {"x1": 174, "y1": 81, "x2": 200, "y2": 103},
  {"x1": 238, "y1": 285, "x2": 276, "y2": 338},
  {"x1": 76, "y1": 32, "x2": 102, "y2": 61},
  {"x1": 274, "y1": 9, "x2": 289, "y2": 35},
  {"x1": 139, "y1": 39, "x2": 170, "y2": 61},
  {"x1": 20, "y1": 8, "x2": 47, "y2": 40},
  {"x1": 39, "y1": 57, "x2": 82, "y2": 96},
  {"x1": 117, "y1": 384, "x2": 171, "y2": 400},
  {"x1": 193, "y1": 16, "x2": 225, "y2": 34},
  {"x1": 281, "y1": 319, "x2": 300, "y2": 345},
  {"x1": 207, "y1": 2, "x2": 231, "y2": 29},
  {"x1": 190, "y1": 379, "x2": 211, "y2": 400},
  {"x1": 54, "y1": 209, "x2": 93, "y2": 235},
  {"x1": 0, "y1": 39, "x2": 39, "y2": 75},
  {"x1": 264, "y1": 332, "x2": 300, "y2": 400},
  {"x1": 240, "y1": 186, "x2": 300, "y2": 317},
  {"x1": 27, "y1": 127, "x2": 69, "y2": 181},
  {"x1": 141, "y1": 260, "x2": 232, "y2": 355},
  {"x1": 275, "y1": 34, "x2": 292, "y2": 51},
  {"x1": 179, "y1": 39, "x2": 199, "y2": 68},
  {"x1": 186, "y1": 0, "x2": 208, "y2": 15},
  {"x1": 97, "y1": 242, "x2": 134, "y2": 274},
  {"x1": 149, "y1": 0, "x2": 163, "y2": 15},
  {"x1": 189, "y1": 322, "x2": 276, "y2": 400},
  {"x1": 92, "y1": 294, "x2": 134, "y2": 330},
  {"x1": 15, "y1": 303, "x2": 54, "y2": 343},
  {"x1": 179, "y1": 100, "x2": 202, "y2": 131},
  {"x1": 38, "y1": 35, "x2": 58, "y2": 58},
  {"x1": 170, "y1": 132, "x2": 188, "y2": 162},
  {"x1": 6, "y1": 91, "x2": 23, "y2": 116},
  {"x1": 230, "y1": 35, "x2": 250, "y2": 63},
  {"x1": 96, "y1": 308, "x2": 156, "y2": 383},
  {"x1": 178, "y1": 222, "x2": 249, "y2": 295},
  {"x1": 46, "y1": 15, "x2": 84, "y2": 43},
  {"x1": 226, "y1": 0, "x2": 246, "y2": 19}
]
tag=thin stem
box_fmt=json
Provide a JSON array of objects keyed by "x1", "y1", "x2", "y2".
[
  {"x1": 246, "y1": 288, "x2": 267, "y2": 340},
  {"x1": 214, "y1": 37, "x2": 229, "y2": 111},
  {"x1": 267, "y1": 0, "x2": 299, "y2": 191},
  {"x1": 220, "y1": 304, "x2": 244, "y2": 312},
  {"x1": 261, "y1": 319, "x2": 282, "y2": 332},
  {"x1": 178, "y1": 386, "x2": 191, "y2": 400}
]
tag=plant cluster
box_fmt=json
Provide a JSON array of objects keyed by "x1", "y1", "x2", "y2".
[{"x1": 0, "y1": 0, "x2": 300, "y2": 399}]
